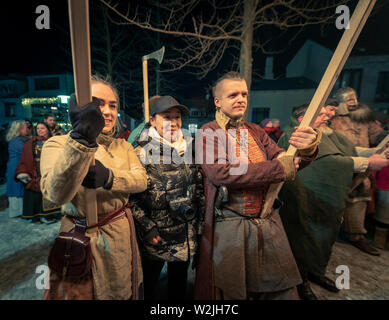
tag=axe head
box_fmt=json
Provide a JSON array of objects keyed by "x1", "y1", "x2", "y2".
[{"x1": 143, "y1": 46, "x2": 165, "y2": 64}]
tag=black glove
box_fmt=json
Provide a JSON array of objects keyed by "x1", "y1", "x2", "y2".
[
  {"x1": 69, "y1": 93, "x2": 105, "y2": 147},
  {"x1": 81, "y1": 159, "x2": 111, "y2": 189}
]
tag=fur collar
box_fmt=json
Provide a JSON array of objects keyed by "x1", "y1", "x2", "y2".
[
  {"x1": 336, "y1": 103, "x2": 374, "y2": 123},
  {"x1": 349, "y1": 104, "x2": 374, "y2": 123}
]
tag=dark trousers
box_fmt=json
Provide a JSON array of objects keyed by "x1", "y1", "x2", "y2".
[{"x1": 142, "y1": 255, "x2": 190, "y2": 300}]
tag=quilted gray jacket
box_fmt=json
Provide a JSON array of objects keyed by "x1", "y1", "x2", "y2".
[{"x1": 130, "y1": 128, "x2": 204, "y2": 262}]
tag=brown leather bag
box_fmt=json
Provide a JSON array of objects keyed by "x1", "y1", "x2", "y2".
[{"x1": 48, "y1": 221, "x2": 92, "y2": 280}]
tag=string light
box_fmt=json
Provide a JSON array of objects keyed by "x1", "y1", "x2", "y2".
[{"x1": 22, "y1": 97, "x2": 61, "y2": 106}]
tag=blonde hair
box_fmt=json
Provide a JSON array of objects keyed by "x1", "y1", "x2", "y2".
[{"x1": 6, "y1": 120, "x2": 26, "y2": 142}]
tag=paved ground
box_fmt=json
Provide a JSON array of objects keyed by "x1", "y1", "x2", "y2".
[
  {"x1": 0, "y1": 182, "x2": 60, "y2": 300},
  {"x1": 312, "y1": 237, "x2": 389, "y2": 300},
  {"x1": 0, "y1": 182, "x2": 388, "y2": 300}
]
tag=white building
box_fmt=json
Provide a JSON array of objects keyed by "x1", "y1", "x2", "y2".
[
  {"x1": 249, "y1": 40, "x2": 389, "y2": 127},
  {"x1": 22, "y1": 73, "x2": 74, "y2": 124},
  {"x1": 249, "y1": 40, "x2": 331, "y2": 127},
  {"x1": 0, "y1": 73, "x2": 74, "y2": 127}
]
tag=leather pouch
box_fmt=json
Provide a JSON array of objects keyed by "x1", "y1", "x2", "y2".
[{"x1": 48, "y1": 222, "x2": 92, "y2": 280}]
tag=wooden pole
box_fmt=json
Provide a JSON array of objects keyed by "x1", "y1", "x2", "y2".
[
  {"x1": 68, "y1": 0, "x2": 98, "y2": 232},
  {"x1": 142, "y1": 58, "x2": 150, "y2": 122},
  {"x1": 376, "y1": 134, "x2": 389, "y2": 149},
  {"x1": 260, "y1": 0, "x2": 376, "y2": 219}
]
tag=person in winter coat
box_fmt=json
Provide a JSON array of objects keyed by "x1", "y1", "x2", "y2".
[
  {"x1": 330, "y1": 87, "x2": 384, "y2": 255},
  {"x1": 130, "y1": 96, "x2": 204, "y2": 300},
  {"x1": 15, "y1": 122, "x2": 61, "y2": 224},
  {"x1": 372, "y1": 130, "x2": 389, "y2": 250},
  {"x1": 5, "y1": 120, "x2": 30, "y2": 218},
  {"x1": 278, "y1": 104, "x2": 389, "y2": 300},
  {"x1": 43, "y1": 114, "x2": 66, "y2": 136},
  {"x1": 40, "y1": 76, "x2": 147, "y2": 300},
  {"x1": 259, "y1": 118, "x2": 282, "y2": 142}
]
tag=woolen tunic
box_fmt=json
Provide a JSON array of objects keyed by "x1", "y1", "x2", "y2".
[
  {"x1": 40, "y1": 133, "x2": 147, "y2": 299},
  {"x1": 194, "y1": 110, "x2": 319, "y2": 299}
]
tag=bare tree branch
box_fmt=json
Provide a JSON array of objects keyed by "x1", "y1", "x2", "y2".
[{"x1": 100, "y1": 0, "x2": 352, "y2": 82}]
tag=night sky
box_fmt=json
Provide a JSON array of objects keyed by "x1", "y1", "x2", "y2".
[
  {"x1": 1, "y1": 1, "x2": 71, "y2": 75},
  {"x1": 1, "y1": 1, "x2": 389, "y2": 85}
]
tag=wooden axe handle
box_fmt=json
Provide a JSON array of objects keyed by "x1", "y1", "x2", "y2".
[
  {"x1": 376, "y1": 134, "x2": 389, "y2": 150},
  {"x1": 68, "y1": 0, "x2": 98, "y2": 232},
  {"x1": 142, "y1": 59, "x2": 149, "y2": 123}
]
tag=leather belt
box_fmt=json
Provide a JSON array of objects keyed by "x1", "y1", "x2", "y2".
[{"x1": 66, "y1": 205, "x2": 126, "y2": 229}]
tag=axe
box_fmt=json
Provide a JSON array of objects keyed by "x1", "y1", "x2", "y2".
[
  {"x1": 142, "y1": 46, "x2": 165, "y2": 122},
  {"x1": 68, "y1": 0, "x2": 98, "y2": 233}
]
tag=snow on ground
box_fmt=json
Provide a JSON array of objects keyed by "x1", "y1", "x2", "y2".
[{"x1": 0, "y1": 183, "x2": 388, "y2": 300}]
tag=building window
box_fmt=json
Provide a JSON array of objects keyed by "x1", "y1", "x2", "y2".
[
  {"x1": 251, "y1": 107, "x2": 270, "y2": 124},
  {"x1": 5, "y1": 102, "x2": 16, "y2": 117},
  {"x1": 34, "y1": 77, "x2": 60, "y2": 90},
  {"x1": 1, "y1": 83, "x2": 16, "y2": 97},
  {"x1": 191, "y1": 110, "x2": 199, "y2": 117},
  {"x1": 333, "y1": 69, "x2": 363, "y2": 95},
  {"x1": 375, "y1": 72, "x2": 389, "y2": 102}
]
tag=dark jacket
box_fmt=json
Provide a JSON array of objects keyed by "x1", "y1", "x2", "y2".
[
  {"x1": 51, "y1": 124, "x2": 66, "y2": 136},
  {"x1": 130, "y1": 128, "x2": 204, "y2": 262}
]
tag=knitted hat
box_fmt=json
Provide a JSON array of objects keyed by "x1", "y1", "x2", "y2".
[{"x1": 260, "y1": 118, "x2": 272, "y2": 128}]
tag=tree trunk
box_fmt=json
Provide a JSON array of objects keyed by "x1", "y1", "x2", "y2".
[{"x1": 239, "y1": 0, "x2": 256, "y2": 122}]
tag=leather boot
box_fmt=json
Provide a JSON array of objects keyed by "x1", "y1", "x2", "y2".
[
  {"x1": 349, "y1": 238, "x2": 380, "y2": 256},
  {"x1": 374, "y1": 227, "x2": 388, "y2": 249},
  {"x1": 308, "y1": 273, "x2": 340, "y2": 293},
  {"x1": 297, "y1": 281, "x2": 318, "y2": 300}
]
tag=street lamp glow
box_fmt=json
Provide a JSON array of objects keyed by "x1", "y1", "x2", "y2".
[{"x1": 57, "y1": 95, "x2": 70, "y2": 104}]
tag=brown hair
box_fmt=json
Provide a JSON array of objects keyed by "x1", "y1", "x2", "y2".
[
  {"x1": 91, "y1": 74, "x2": 120, "y2": 110},
  {"x1": 35, "y1": 121, "x2": 53, "y2": 138},
  {"x1": 91, "y1": 74, "x2": 122, "y2": 134},
  {"x1": 212, "y1": 71, "x2": 245, "y2": 97}
]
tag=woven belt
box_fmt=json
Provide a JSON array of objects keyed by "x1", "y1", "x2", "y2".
[{"x1": 66, "y1": 205, "x2": 126, "y2": 229}]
